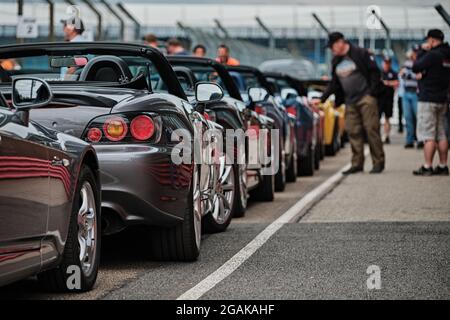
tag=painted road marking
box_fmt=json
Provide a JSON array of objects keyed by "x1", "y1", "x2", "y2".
[{"x1": 177, "y1": 157, "x2": 359, "y2": 300}]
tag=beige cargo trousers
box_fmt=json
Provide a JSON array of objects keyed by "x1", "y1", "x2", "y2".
[{"x1": 345, "y1": 95, "x2": 385, "y2": 169}]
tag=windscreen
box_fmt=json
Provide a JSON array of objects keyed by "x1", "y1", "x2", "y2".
[
  {"x1": 228, "y1": 70, "x2": 264, "y2": 103},
  {"x1": 170, "y1": 62, "x2": 230, "y2": 96},
  {"x1": 0, "y1": 54, "x2": 168, "y2": 93},
  {"x1": 229, "y1": 71, "x2": 261, "y2": 93}
]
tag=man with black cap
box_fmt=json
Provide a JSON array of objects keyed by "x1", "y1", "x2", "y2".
[
  {"x1": 321, "y1": 32, "x2": 385, "y2": 175},
  {"x1": 61, "y1": 18, "x2": 85, "y2": 42},
  {"x1": 412, "y1": 29, "x2": 450, "y2": 176}
]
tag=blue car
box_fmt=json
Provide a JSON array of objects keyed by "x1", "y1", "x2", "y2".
[
  {"x1": 226, "y1": 66, "x2": 298, "y2": 189},
  {"x1": 264, "y1": 72, "x2": 319, "y2": 176}
]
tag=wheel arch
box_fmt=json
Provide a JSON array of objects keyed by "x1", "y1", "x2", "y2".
[{"x1": 81, "y1": 149, "x2": 100, "y2": 184}]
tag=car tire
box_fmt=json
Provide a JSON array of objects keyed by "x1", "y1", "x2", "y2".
[
  {"x1": 325, "y1": 126, "x2": 340, "y2": 156},
  {"x1": 319, "y1": 141, "x2": 325, "y2": 160},
  {"x1": 314, "y1": 144, "x2": 321, "y2": 170},
  {"x1": 274, "y1": 140, "x2": 286, "y2": 192},
  {"x1": 325, "y1": 144, "x2": 335, "y2": 156},
  {"x1": 38, "y1": 165, "x2": 101, "y2": 292},
  {"x1": 286, "y1": 145, "x2": 297, "y2": 183},
  {"x1": 298, "y1": 147, "x2": 314, "y2": 177},
  {"x1": 150, "y1": 165, "x2": 201, "y2": 261},
  {"x1": 219, "y1": 122, "x2": 247, "y2": 218},
  {"x1": 341, "y1": 130, "x2": 348, "y2": 148},
  {"x1": 251, "y1": 171, "x2": 275, "y2": 202},
  {"x1": 203, "y1": 163, "x2": 235, "y2": 233},
  {"x1": 231, "y1": 164, "x2": 247, "y2": 218}
]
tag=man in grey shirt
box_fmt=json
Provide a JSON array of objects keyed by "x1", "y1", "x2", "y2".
[
  {"x1": 322, "y1": 32, "x2": 385, "y2": 175},
  {"x1": 335, "y1": 56, "x2": 370, "y2": 105}
]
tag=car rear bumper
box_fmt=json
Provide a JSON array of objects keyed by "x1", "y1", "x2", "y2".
[{"x1": 94, "y1": 144, "x2": 192, "y2": 230}]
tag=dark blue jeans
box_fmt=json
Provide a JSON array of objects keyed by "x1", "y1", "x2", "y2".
[{"x1": 402, "y1": 91, "x2": 418, "y2": 145}]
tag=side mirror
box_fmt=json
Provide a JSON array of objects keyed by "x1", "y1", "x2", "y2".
[
  {"x1": 195, "y1": 82, "x2": 224, "y2": 104},
  {"x1": 12, "y1": 77, "x2": 52, "y2": 110},
  {"x1": 248, "y1": 87, "x2": 268, "y2": 104}
]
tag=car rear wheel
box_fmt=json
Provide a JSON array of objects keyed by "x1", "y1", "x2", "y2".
[
  {"x1": 325, "y1": 122, "x2": 340, "y2": 156},
  {"x1": 341, "y1": 130, "x2": 348, "y2": 148},
  {"x1": 325, "y1": 137, "x2": 340, "y2": 156},
  {"x1": 232, "y1": 163, "x2": 248, "y2": 218},
  {"x1": 319, "y1": 140, "x2": 325, "y2": 160},
  {"x1": 251, "y1": 170, "x2": 275, "y2": 202},
  {"x1": 298, "y1": 147, "x2": 314, "y2": 177},
  {"x1": 38, "y1": 165, "x2": 100, "y2": 292},
  {"x1": 286, "y1": 143, "x2": 297, "y2": 183},
  {"x1": 314, "y1": 144, "x2": 321, "y2": 170},
  {"x1": 203, "y1": 158, "x2": 235, "y2": 233},
  {"x1": 274, "y1": 140, "x2": 286, "y2": 192},
  {"x1": 150, "y1": 164, "x2": 202, "y2": 261}
]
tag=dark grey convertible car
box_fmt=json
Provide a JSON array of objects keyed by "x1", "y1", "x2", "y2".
[
  {"x1": 0, "y1": 42, "x2": 233, "y2": 262},
  {"x1": 0, "y1": 78, "x2": 101, "y2": 291},
  {"x1": 167, "y1": 56, "x2": 277, "y2": 217}
]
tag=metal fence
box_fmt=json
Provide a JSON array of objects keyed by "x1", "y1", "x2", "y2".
[{"x1": 180, "y1": 26, "x2": 293, "y2": 66}]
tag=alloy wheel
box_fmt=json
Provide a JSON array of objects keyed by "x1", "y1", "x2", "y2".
[
  {"x1": 192, "y1": 165, "x2": 202, "y2": 250},
  {"x1": 77, "y1": 182, "x2": 97, "y2": 278},
  {"x1": 238, "y1": 164, "x2": 247, "y2": 210},
  {"x1": 211, "y1": 156, "x2": 235, "y2": 224}
]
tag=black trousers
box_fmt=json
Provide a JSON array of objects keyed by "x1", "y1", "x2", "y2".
[{"x1": 398, "y1": 96, "x2": 404, "y2": 132}]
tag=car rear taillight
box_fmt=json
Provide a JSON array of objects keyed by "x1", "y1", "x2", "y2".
[
  {"x1": 254, "y1": 104, "x2": 266, "y2": 115},
  {"x1": 103, "y1": 117, "x2": 128, "y2": 142},
  {"x1": 286, "y1": 105, "x2": 297, "y2": 117},
  {"x1": 130, "y1": 115, "x2": 155, "y2": 141},
  {"x1": 87, "y1": 128, "x2": 102, "y2": 143},
  {"x1": 84, "y1": 113, "x2": 162, "y2": 144},
  {"x1": 205, "y1": 110, "x2": 216, "y2": 122}
]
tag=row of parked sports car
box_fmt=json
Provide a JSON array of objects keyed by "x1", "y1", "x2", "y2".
[{"x1": 0, "y1": 42, "x2": 345, "y2": 292}]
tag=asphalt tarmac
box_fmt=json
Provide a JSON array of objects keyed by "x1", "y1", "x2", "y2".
[{"x1": 1, "y1": 135, "x2": 449, "y2": 300}]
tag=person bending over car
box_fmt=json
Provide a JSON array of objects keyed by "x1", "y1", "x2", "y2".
[{"x1": 321, "y1": 32, "x2": 385, "y2": 175}]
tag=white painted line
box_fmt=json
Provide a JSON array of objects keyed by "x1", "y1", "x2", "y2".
[{"x1": 177, "y1": 156, "x2": 360, "y2": 300}]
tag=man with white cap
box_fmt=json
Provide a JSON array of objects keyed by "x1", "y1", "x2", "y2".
[{"x1": 61, "y1": 17, "x2": 86, "y2": 42}]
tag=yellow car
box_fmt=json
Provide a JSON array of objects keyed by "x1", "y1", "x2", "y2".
[
  {"x1": 307, "y1": 81, "x2": 347, "y2": 157},
  {"x1": 319, "y1": 99, "x2": 344, "y2": 156},
  {"x1": 336, "y1": 104, "x2": 346, "y2": 144}
]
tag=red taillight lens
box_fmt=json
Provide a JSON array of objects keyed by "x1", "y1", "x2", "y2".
[
  {"x1": 87, "y1": 127, "x2": 102, "y2": 142},
  {"x1": 130, "y1": 115, "x2": 155, "y2": 141},
  {"x1": 85, "y1": 113, "x2": 161, "y2": 144},
  {"x1": 103, "y1": 117, "x2": 128, "y2": 141},
  {"x1": 286, "y1": 105, "x2": 297, "y2": 117},
  {"x1": 254, "y1": 104, "x2": 266, "y2": 115}
]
